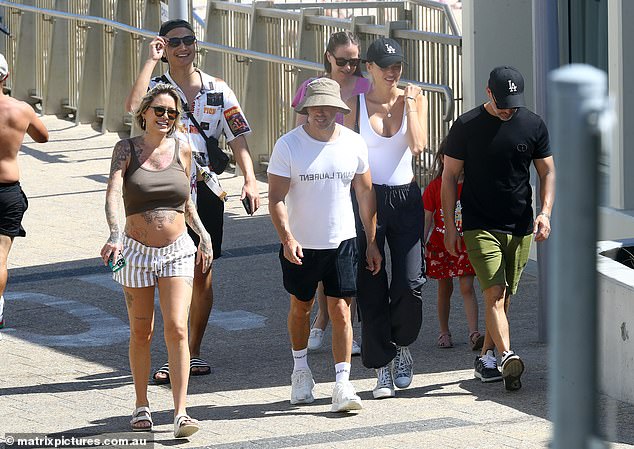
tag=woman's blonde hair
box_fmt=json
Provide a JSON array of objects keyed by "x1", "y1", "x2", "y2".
[{"x1": 134, "y1": 83, "x2": 182, "y2": 136}]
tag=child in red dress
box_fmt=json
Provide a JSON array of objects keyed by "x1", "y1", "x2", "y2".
[{"x1": 423, "y1": 140, "x2": 484, "y2": 350}]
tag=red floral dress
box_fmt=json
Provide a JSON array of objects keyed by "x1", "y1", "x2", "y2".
[{"x1": 422, "y1": 177, "x2": 475, "y2": 279}]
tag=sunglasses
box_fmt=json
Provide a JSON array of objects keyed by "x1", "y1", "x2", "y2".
[
  {"x1": 166, "y1": 35, "x2": 196, "y2": 48},
  {"x1": 149, "y1": 106, "x2": 179, "y2": 120},
  {"x1": 333, "y1": 57, "x2": 360, "y2": 67}
]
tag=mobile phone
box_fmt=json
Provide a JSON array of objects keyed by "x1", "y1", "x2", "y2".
[
  {"x1": 108, "y1": 253, "x2": 126, "y2": 272},
  {"x1": 241, "y1": 197, "x2": 253, "y2": 216}
]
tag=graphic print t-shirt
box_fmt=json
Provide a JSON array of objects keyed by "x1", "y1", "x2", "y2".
[{"x1": 267, "y1": 125, "x2": 369, "y2": 249}]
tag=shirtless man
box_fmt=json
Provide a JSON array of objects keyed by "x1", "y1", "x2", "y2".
[{"x1": 0, "y1": 53, "x2": 49, "y2": 329}]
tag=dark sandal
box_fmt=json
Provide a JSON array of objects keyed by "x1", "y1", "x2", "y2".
[
  {"x1": 190, "y1": 357, "x2": 211, "y2": 376},
  {"x1": 437, "y1": 332, "x2": 453, "y2": 348},
  {"x1": 152, "y1": 362, "x2": 170, "y2": 385}
]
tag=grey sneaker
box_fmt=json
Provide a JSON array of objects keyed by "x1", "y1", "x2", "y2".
[
  {"x1": 474, "y1": 349, "x2": 503, "y2": 383},
  {"x1": 290, "y1": 368, "x2": 315, "y2": 404},
  {"x1": 393, "y1": 346, "x2": 414, "y2": 389},
  {"x1": 351, "y1": 339, "x2": 361, "y2": 356},
  {"x1": 307, "y1": 328, "x2": 324, "y2": 351},
  {"x1": 501, "y1": 350, "x2": 525, "y2": 391},
  {"x1": 331, "y1": 380, "x2": 363, "y2": 412},
  {"x1": 373, "y1": 363, "x2": 395, "y2": 399}
]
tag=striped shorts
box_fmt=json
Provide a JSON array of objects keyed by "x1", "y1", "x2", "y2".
[{"x1": 113, "y1": 232, "x2": 197, "y2": 288}]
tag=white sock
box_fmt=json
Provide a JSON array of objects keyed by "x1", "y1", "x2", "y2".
[
  {"x1": 292, "y1": 348, "x2": 309, "y2": 372},
  {"x1": 0, "y1": 295, "x2": 4, "y2": 319},
  {"x1": 335, "y1": 362, "x2": 351, "y2": 383}
]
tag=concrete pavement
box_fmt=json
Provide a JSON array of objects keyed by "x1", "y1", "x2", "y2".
[{"x1": 0, "y1": 115, "x2": 632, "y2": 449}]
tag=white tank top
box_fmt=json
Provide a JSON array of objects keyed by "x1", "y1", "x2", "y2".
[{"x1": 359, "y1": 93, "x2": 414, "y2": 186}]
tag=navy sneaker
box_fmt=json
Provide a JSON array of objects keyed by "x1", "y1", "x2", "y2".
[
  {"x1": 501, "y1": 350, "x2": 525, "y2": 391},
  {"x1": 474, "y1": 350, "x2": 503, "y2": 382}
]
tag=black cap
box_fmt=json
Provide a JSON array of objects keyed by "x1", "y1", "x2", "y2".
[
  {"x1": 365, "y1": 37, "x2": 404, "y2": 68},
  {"x1": 159, "y1": 19, "x2": 195, "y2": 37},
  {"x1": 488, "y1": 66, "x2": 525, "y2": 109}
]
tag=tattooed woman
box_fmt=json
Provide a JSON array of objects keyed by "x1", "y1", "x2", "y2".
[{"x1": 100, "y1": 83, "x2": 212, "y2": 438}]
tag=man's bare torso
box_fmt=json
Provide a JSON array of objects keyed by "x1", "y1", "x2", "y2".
[{"x1": 0, "y1": 95, "x2": 48, "y2": 183}]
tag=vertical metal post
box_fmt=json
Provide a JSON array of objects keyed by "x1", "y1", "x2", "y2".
[
  {"x1": 243, "y1": 1, "x2": 274, "y2": 172},
  {"x1": 533, "y1": 0, "x2": 560, "y2": 343},
  {"x1": 169, "y1": 0, "x2": 189, "y2": 21},
  {"x1": 548, "y1": 64, "x2": 607, "y2": 449},
  {"x1": 76, "y1": 0, "x2": 107, "y2": 125},
  {"x1": 43, "y1": 0, "x2": 70, "y2": 115}
]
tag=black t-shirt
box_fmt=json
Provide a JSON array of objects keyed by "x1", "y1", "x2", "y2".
[{"x1": 445, "y1": 105, "x2": 551, "y2": 236}]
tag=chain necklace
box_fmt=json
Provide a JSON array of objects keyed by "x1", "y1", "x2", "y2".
[{"x1": 385, "y1": 98, "x2": 399, "y2": 118}]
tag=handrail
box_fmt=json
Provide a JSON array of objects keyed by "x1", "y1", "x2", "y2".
[
  {"x1": 274, "y1": 1, "x2": 408, "y2": 10},
  {"x1": 0, "y1": 0, "x2": 455, "y2": 121},
  {"x1": 410, "y1": 0, "x2": 460, "y2": 36}
]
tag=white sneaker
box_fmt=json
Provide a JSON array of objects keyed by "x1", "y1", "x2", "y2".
[
  {"x1": 373, "y1": 363, "x2": 395, "y2": 399},
  {"x1": 351, "y1": 339, "x2": 361, "y2": 356},
  {"x1": 331, "y1": 380, "x2": 363, "y2": 412},
  {"x1": 307, "y1": 328, "x2": 324, "y2": 351},
  {"x1": 393, "y1": 346, "x2": 413, "y2": 389},
  {"x1": 0, "y1": 295, "x2": 4, "y2": 329},
  {"x1": 290, "y1": 368, "x2": 315, "y2": 404}
]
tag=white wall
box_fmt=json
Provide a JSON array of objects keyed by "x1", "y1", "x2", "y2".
[{"x1": 597, "y1": 240, "x2": 634, "y2": 404}]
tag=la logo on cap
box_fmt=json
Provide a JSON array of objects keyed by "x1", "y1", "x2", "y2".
[
  {"x1": 385, "y1": 43, "x2": 396, "y2": 54},
  {"x1": 508, "y1": 80, "x2": 518, "y2": 93}
]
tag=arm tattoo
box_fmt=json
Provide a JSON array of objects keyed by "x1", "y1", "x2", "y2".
[
  {"x1": 184, "y1": 198, "x2": 212, "y2": 251},
  {"x1": 110, "y1": 139, "x2": 131, "y2": 177},
  {"x1": 106, "y1": 140, "x2": 130, "y2": 244}
]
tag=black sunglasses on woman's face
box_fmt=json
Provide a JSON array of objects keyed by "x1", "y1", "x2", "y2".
[
  {"x1": 333, "y1": 57, "x2": 360, "y2": 67},
  {"x1": 150, "y1": 106, "x2": 179, "y2": 120},
  {"x1": 166, "y1": 35, "x2": 196, "y2": 47}
]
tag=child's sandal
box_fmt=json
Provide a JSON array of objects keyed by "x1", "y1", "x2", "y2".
[
  {"x1": 437, "y1": 332, "x2": 453, "y2": 348},
  {"x1": 469, "y1": 331, "x2": 485, "y2": 351}
]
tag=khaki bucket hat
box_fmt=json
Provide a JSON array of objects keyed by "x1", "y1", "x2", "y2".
[{"x1": 294, "y1": 78, "x2": 350, "y2": 115}]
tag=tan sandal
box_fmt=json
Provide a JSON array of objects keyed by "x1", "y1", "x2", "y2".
[{"x1": 437, "y1": 332, "x2": 453, "y2": 348}]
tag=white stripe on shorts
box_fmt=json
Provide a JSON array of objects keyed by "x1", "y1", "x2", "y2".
[{"x1": 113, "y1": 232, "x2": 197, "y2": 288}]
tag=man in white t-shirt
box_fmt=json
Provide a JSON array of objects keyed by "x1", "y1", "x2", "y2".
[{"x1": 268, "y1": 78, "x2": 382, "y2": 412}]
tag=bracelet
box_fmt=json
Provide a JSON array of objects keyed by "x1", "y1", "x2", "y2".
[
  {"x1": 406, "y1": 96, "x2": 417, "y2": 101},
  {"x1": 538, "y1": 211, "x2": 551, "y2": 219}
]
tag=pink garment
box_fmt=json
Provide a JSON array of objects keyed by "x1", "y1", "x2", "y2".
[{"x1": 292, "y1": 76, "x2": 371, "y2": 124}]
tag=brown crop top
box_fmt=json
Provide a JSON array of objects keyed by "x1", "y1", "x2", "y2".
[{"x1": 123, "y1": 138, "x2": 189, "y2": 216}]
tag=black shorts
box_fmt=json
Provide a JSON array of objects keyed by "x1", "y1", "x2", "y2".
[
  {"x1": 0, "y1": 181, "x2": 28, "y2": 238},
  {"x1": 279, "y1": 237, "x2": 358, "y2": 301},
  {"x1": 187, "y1": 181, "x2": 224, "y2": 259}
]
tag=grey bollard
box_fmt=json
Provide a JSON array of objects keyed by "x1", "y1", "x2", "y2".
[{"x1": 548, "y1": 64, "x2": 608, "y2": 449}]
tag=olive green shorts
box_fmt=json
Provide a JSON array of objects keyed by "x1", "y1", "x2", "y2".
[{"x1": 462, "y1": 230, "x2": 532, "y2": 294}]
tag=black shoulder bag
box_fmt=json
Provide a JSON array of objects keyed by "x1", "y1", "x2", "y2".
[{"x1": 186, "y1": 110, "x2": 230, "y2": 175}]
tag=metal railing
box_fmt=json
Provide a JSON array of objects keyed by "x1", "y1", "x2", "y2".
[{"x1": 0, "y1": 0, "x2": 462, "y2": 185}]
